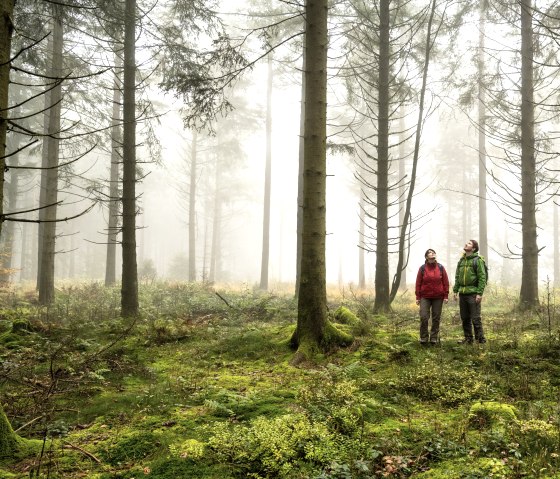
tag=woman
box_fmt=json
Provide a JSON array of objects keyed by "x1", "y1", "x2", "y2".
[{"x1": 415, "y1": 248, "x2": 449, "y2": 345}]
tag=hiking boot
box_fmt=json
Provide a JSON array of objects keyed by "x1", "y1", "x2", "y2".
[
  {"x1": 477, "y1": 338, "x2": 487, "y2": 344},
  {"x1": 457, "y1": 338, "x2": 473, "y2": 345}
]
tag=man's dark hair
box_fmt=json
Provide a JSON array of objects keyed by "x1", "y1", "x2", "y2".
[{"x1": 470, "y1": 239, "x2": 479, "y2": 253}]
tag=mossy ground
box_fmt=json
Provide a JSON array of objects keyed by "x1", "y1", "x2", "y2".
[{"x1": 1, "y1": 282, "x2": 560, "y2": 478}]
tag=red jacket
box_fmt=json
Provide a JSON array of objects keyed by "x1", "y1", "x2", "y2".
[{"x1": 415, "y1": 262, "x2": 449, "y2": 300}]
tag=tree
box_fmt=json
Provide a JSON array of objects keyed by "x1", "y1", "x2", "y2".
[
  {"x1": 519, "y1": 0, "x2": 538, "y2": 308},
  {"x1": 373, "y1": 0, "x2": 391, "y2": 312},
  {"x1": 120, "y1": 0, "x2": 139, "y2": 317},
  {"x1": 188, "y1": 129, "x2": 197, "y2": 282},
  {"x1": 0, "y1": 0, "x2": 21, "y2": 459},
  {"x1": 37, "y1": 3, "x2": 64, "y2": 305},
  {"x1": 291, "y1": 0, "x2": 351, "y2": 361},
  {"x1": 343, "y1": 0, "x2": 443, "y2": 308},
  {"x1": 477, "y1": 0, "x2": 488, "y2": 261},
  {"x1": 259, "y1": 53, "x2": 273, "y2": 290},
  {"x1": 105, "y1": 53, "x2": 122, "y2": 287}
]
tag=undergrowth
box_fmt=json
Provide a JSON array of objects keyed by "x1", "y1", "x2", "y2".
[{"x1": 1, "y1": 283, "x2": 560, "y2": 478}]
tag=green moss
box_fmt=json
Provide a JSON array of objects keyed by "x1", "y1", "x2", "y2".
[
  {"x1": 333, "y1": 306, "x2": 360, "y2": 326},
  {"x1": 321, "y1": 321, "x2": 354, "y2": 349},
  {"x1": 98, "y1": 431, "x2": 167, "y2": 466},
  {"x1": 149, "y1": 457, "x2": 234, "y2": 479},
  {"x1": 413, "y1": 457, "x2": 509, "y2": 478},
  {"x1": 0, "y1": 408, "x2": 40, "y2": 461},
  {"x1": 468, "y1": 401, "x2": 517, "y2": 430}
]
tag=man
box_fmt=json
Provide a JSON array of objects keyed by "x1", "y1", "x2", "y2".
[{"x1": 453, "y1": 239, "x2": 487, "y2": 344}]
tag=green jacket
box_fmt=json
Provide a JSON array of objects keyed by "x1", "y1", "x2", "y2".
[{"x1": 453, "y1": 252, "x2": 487, "y2": 296}]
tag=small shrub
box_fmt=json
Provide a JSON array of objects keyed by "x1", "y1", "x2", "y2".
[
  {"x1": 515, "y1": 419, "x2": 559, "y2": 455},
  {"x1": 169, "y1": 438, "x2": 205, "y2": 459},
  {"x1": 297, "y1": 363, "x2": 373, "y2": 436},
  {"x1": 396, "y1": 362, "x2": 485, "y2": 406},
  {"x1": 207, "y1": 413, "x2": 343, "y2": 477}
]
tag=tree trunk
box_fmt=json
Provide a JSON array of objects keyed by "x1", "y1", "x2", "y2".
[
  {"x1": 38, "y1": 4, "x2": 63, "y2": 305},
  {"x1": 519, "y1": 0, "x2": 539, "y2": 308},
  {"x1": 209, "y1": 150, "x2": 221, "y2": 283},
  {"x1": 292, "y1": 0, "x2": 352, "y2": 360},
  {"x1": 260, "y1": 54, "x2": 273, "y2": 290},
  {"x1": 0, "y1": 0, "x2": 22, "y2": 457},
  {"x1": 358, "y1": 192, "x2": 366, "y2": 289},
  {"x1": 554, "y1": 202, "x2": 559, "y2": 288},
  {"x1": 121, "y1": 0, "x2": 139, "y2": 316},
  {"x1": 478, "y1": 0, "x2": 488, "y2": 261},
  {"x1": 188, "y1": 129, "x2": 197, "y2": 282},
  {"x1": 398, "y1": 109, "x2": 407, "y2": 289},
  {"x1": 373, "y1": 0, "x2": 391, "y2": 313},
  {"x1": 0, "y1": 142, "x2": 19, "y2": 284},
  {"x1": 389, "y1": 0, "x2": 437, "y2": 303},
  {"x1": 105, "y1": 53, "x2": 122, "y2": 287},
  {"x1": 295, "y1": 25, "x2": 306, "y2": 298},
  {"x1": 0, "y1": 0, "x2": 14, "y2": 244}
]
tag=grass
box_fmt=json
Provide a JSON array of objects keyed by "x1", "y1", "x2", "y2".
[{"x1": 1, "y1": 282, "x2": 560, "y2": 478}]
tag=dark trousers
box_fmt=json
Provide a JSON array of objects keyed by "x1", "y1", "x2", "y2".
[
  {"x1": 459, "y1": 294, "x2": 485, "y2": 342},
  {"x1": 419, "y1": 298, "x2": 443, "y2": 342}
]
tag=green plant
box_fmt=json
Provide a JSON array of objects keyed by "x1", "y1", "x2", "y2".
[
  {"x1": 396, "y1": 362, "x2": 485, "y2": 406},
  {"x1": 207, "y1": 413, "x2": 345, "y2": 478}
]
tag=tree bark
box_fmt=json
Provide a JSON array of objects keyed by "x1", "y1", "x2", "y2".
[
  {"x1": 519, "y1": 0, "x2": 539, "y2": 308},
  {"x1": 105, "y1": 53, "x2": 122, "y2": 287},
  {"x1": 0, "y1": 0, "x2": 22, "y2": 456},
  {"x1": 0, "y1": 140, "x2": 19, "y2": 284},
  {"x1": 260, "y1": 54, "x2": 273, "y2": 290},
  {"x1": 295, "y1": 24, "x2": 306, "y2": 298},
  {"x1": 478, "y1": 0, "x2": 488, "y2": 261},
  {"x1": 121, "y1": 0, "x2": 139, "y2": 316},
  {"x1": 398, "y1": 108, "x2": 407, "y2": 289},
  {"x1": 373, "y1": 0, "x2": 391, "y2": 313},
  {"x1": 358, "y1": 191, "x2": 366, "y2": 289},
  {"x1": 38, "y1": 4, "x2": 63, "y2": 305},
  {"x1": 0, "y1": 0, "x2": 14, "y2": 244},
  {"x1": 292, "y1": 0, "x2": 352, "y2": 359}
]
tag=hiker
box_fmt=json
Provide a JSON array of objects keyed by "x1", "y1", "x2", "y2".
[
  {"x1": 453, "y1": 239, "x2": 488, "y2": 344},
  {"x1": 415, "y1": 248, "x2": 449, "y2": 345}
]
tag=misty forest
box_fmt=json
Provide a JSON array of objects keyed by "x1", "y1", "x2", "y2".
[{"x1": 3, "y1": 0, "x2": 560, "y2": 477}]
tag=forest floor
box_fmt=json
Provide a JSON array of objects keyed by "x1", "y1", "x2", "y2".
[{"x1": 1, "y1": 281, "x2": 560, "y2": 478}]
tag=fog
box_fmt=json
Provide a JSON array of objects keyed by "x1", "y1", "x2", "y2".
[{"x1": 6, "y1": 0, "x2": 559, "y2": 295}]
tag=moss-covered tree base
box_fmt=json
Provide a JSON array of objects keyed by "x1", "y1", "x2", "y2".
[
  {"x1": 0, "y1": 408, "x2": 40, "y2": 462},
  {"x1": 290, "y1": 321, "x2": 354, "y2": 365}
]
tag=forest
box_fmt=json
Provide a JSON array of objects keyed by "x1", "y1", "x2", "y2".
[{"x1": 2, "y1": 0, "x2": 560, "y2": 477}]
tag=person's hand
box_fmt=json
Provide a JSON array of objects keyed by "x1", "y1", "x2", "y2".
[
  {"x1": 416, "y1": 299, "x2": 420, "y2": 305},
  {"x1": 443, "y1": 298, "x2": 448, "y2": 304},
  {"x1": 475, "y1": 295, "x2": 482, "y2": 304}
]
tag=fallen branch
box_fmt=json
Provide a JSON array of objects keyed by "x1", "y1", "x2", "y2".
[{"x1": 62, "y1": 441, "x2": 102, "y2": 464}]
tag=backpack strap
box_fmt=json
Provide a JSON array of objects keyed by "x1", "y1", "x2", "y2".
[
  {"x1": 421, "y1": 263, "x2": 443, "y2": 277},
  {"x1": 472, "y1": 257, "x2": 479, "y2": 276}
]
